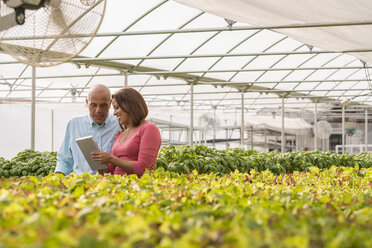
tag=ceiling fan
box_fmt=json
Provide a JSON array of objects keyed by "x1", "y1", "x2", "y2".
[{"x1": 0, "y1": 0, "x2": 106, "y2": 67}]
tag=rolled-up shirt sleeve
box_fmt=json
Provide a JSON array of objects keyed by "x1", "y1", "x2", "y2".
[
  {"x1": 55, "y1": 121, "x2": 73, "y2": 175},
  {"x1": 132, "y1": 124, "x2": 161, "y2": 177}
]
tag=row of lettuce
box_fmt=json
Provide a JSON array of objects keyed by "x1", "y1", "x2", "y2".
[
  {"x1": 156, "y1": 145, "x2": 372, "y2": 174},
  {"x1": 1, "y1": 145, "x2": 372, "y2": 177},
  {"x1": 0, "y1": 167, "x2": 371, "y2": 247},
  {"x1": 0, "y1": 149, "x2": 57, "y2": 177}
]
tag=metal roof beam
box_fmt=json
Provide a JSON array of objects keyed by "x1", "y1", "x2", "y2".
[
  {"x1": 0, "y1": 87, "x2": 370, "y2": 93},
  {"x1": 131, "y1": 66, "x2": 372, "y2": 75},
  {"x1": 2, "y1": 49, "x2": 372, "y2": 65},
  {"x1": 3, "y1": 78, "x2": 371, "y2": 85},
  {"x1": 4, "y1": 20, "x2": 372, "y2": 40},
  {"x1": 68, "y1": 50, "x2": 372, "y2": 62},
  {"x1": 2, "y1": 93, "x2": 359, "y2": 100},
  {"x1": 199, "y1": 79, "x2": 372, "y2": 85}
]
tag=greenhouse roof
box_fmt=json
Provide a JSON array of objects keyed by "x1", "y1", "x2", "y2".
[{"x1": 1, "y1": 0, "x2": 372, "y2": 116}]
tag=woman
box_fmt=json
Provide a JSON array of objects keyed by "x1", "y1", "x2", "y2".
[{"x1": 91, "y1": 88, "x2": 161, "y2": 177}]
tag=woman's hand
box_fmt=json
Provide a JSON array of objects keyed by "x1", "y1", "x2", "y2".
[{"x1": 91, "y1": 151, "x2": 112, "y2": 164}]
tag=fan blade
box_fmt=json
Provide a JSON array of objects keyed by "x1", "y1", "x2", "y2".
[
  {"x1": 48, "y1": 0, "x2": 61, "y2": 8},
  {"x1": 47, "y1": 0, "x2": 78, "y2": 54},
  {"x1": 51, "y1": 5, "x2": 68, "y2": 31},
  {"x1": 0, "y1": 11, "x2": 17, "y2": 32},
  {"x1": 0, "y1": 0, "x2": 106, "y2": 67}
]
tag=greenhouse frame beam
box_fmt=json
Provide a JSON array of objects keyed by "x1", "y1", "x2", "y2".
[
  {"x1": 70, "y1": 49, "x2": 372, "y2": 62},
  {"x1": 146, "y1": 104, "x2": 372, "y2": 111},
  {"x1": 273, "y1": 48, "x2": 342, "y2": 99},
  {"x1": 0, "y1": 73, "x2": 335, "y2": 103},
  {"x1": 200, "y1": 30, "x2": 265, "y2": 102},
  {"x1": 247, "y1": 88, "x2": 371, "y2": 93},
  {"x1": 152, "y1": 106, "x2": 372, "y2": 114},
  {"x1": 3, "y1": 49, "x2": 372, "y2": 65},
  {"x1": 1, "y1": 87, "x2": 371, "y2": 93},
  {"x1": 6, "y1": 94, "x2": 365, "y2": 101},
  {"x1": 4, "y1": 20, "x2": 372, "y2": 40},
  {"x1": 125, "y1": 91, "x2": 366, "y2": 98},
  {"x1": 3, "y1": 81, "x2": 372, "y2": 92},
  {"x1": 254, "y1": 43, "x2": 307, "y2": 92},
  {"x1": 4, "y1": 65, "x2": 29, "y2": 98},
  {"x1": 130, "y1": 66, "x2": 372, "y2": 75},
  {"x1": 5, "y1": 96, "x2": 372, "y2": 113},
  {"x1": 309, "y1": 59, "x2": 359, "y2": 96},
  {"x1": 200, "y1": 79, "x2": 372, "y2": 85},
  {"x1": 334, "y1": 80, "x2": 365, "y2": 102},
  {"x1": 0, "y1": 73, "x2": 122, "y2": 81},
  {"x1": 0, "y1": 56, "x2": 368, "y2": 106},
  {"x1": 2, "y1": 67, "x2": 372, "y2": 81},
  {"x1": 133, "y1": 12, "x2": 205, "y2": 71},
  {"x1": 3, "y1": 94, "x2": 370, "y2": 103},
  {"x1": 228, "y1": 36, "x2": 293, "y2": 106},
  {"x1": 0, "y1": 48, "x2": 369, "y2": 106},
  {"x1": 2, "y1": 95, "x2": 368, "y2": 104},
  {"x1": 0, "y1": 61, "x2": 364, "y2": 84},
  {"x1": 94, "y1": 0, "x2": 169, "y2": 58},
  {"x1": 169, "y1": 28, "x2": 262, "y2": 105}
]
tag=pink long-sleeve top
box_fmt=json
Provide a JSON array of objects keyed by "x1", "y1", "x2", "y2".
[{"x1": 107, "y1": 121, "x2": 161, "y2": 177}]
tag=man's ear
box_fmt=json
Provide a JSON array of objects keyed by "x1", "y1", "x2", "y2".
[{"x1": 86, "y1": 98, "x2": 89, "y2": 105}]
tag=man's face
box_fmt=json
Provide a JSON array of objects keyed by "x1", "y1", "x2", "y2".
[{"x1": 86, "y1": 92, "x2": 111, "y2": 125}]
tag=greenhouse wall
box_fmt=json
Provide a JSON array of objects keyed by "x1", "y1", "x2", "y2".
[
  {"x1": 0, "y1": 103, "x2": 86, "y2": 159},
  {"x1": 2, "y1": 102, "x2": 370, "y2": 159}
]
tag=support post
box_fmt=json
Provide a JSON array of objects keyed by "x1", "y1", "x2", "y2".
[
  {"x1": 190, "y1": 82, "x2": 194, "y2": 146},
  {"x1": 169, "y1": 115, "x2": 172, "y2": 145},
  {"x1": 314, "y1": 100, "x2": 318, "y2": 150},
  {"x1": 295, "y1": 132, "x2": 298, "y2": 151},
  {"x1": 241, "y1": 91, "x2": 245, "y2": 148},
  {"x1": 213, "y1": 105, "x2": 216, "y2": 147},
  {"x1": 225, "y1": 128, "x2": 228, "y2": 148},
  {"x1": 124, "y1": 70, "x2": 128, "y2": 87},
  {"x1": 281, "y1": 97, "x2": 285, "y2": 153},
  {"x1": 264, "y1": 129, "x2": 268, "y2": 151},
  {"x1": 251, "y1": 127, "x2": 253, "y2": 149},
  {"x1": 51, "y1": 109, "x2": 54, "y2": 151},
  {"x1": 342, "y1": 106, "x2": 345, "y2": 153},
  {"x1": 365, "y1": 109, "x2": 368, "y2": 152},
  {"x1": 275, "y1": 135, "x2": 278, "y2": 151},
  {"x1": 31, "y1": 66, "x2": 36, "y2": 150}
]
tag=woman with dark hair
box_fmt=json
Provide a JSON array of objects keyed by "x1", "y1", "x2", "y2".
[{"x1": 91, "y1": 88, "x2": 161, "y2": 177}]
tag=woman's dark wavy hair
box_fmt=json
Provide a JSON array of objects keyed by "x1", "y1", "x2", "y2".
[{"x1": 112, "y1": 88, "x2": 148, "y2": 127}]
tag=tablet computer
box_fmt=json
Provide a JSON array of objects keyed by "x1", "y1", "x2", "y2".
[{"x1": 76, "y1": 136, "x2": 108, "y2": 171}]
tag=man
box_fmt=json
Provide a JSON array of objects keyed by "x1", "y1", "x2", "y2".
[{"x1": 55, "y1": 84, "x2": 120, "y2": 175}]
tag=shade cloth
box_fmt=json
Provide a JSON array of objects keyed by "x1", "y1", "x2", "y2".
[{"x1": 174, "y1": 0, "x2": 372, "y2": 64}]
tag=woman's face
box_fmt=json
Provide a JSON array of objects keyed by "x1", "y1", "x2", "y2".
[{"x1": 112, "y1": 98, "x2": 131, "y2": 126}]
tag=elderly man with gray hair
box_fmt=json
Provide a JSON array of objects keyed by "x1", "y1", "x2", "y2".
[{"x1": 55, "y1": 84, "x2": 120, "y2": 175}]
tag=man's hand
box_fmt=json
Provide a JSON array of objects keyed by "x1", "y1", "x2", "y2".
[
  {"x1": 91, "y1": 151, "x2": 112, "y2": 164},
  {"x1": 98, "y1": 168, "x2": 108, "y2": 175}
]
